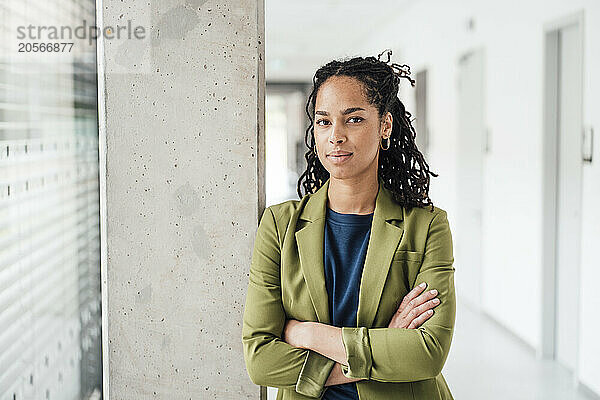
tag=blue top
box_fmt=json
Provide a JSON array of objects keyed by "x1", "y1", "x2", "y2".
[{"x1": 322, "y1": 207, "x2": 373, "y2": 400}]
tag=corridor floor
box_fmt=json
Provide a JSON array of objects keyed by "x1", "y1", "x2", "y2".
[{"x1": 443, "y1": 299, "x2": 598, "y2": 400}]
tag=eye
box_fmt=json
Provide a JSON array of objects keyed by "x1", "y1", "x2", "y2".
[
  {"x1": 315, "y1": 119, "x2": 330, "y2": 126},
  {"x1": 348, "y1": 116, "x2": 363, "y2": 123}
]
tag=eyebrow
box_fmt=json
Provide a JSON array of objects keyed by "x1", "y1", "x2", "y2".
[{"x1": 315, "y1": 107, "x2": 366, "y2": 116}]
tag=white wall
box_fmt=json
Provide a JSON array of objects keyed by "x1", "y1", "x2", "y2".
[{"x1": 360, "y1": 0, "x2": 600, "y2": 394}]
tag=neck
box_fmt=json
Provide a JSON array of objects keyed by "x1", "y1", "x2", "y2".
[{"x1": 327, "y1": 172, "x2": 379, "y2": 215}]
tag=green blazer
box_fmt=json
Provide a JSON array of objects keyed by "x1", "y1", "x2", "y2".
[{"x1": 242, "y1": 177, "x2": 456, "y2": 399}]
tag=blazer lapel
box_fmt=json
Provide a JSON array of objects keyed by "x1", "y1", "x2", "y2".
[
  {"x1": 294, "y1": 177, "x2": 405, "y2": 328},
  {"x1": 357, "y1": 178, "x2": 404, "y2": 328},
  {"x1": 295, "y1": 178, "x2": 331, "y2": 324}
]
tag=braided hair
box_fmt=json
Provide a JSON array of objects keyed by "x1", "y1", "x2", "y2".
[{"x1": 296, "y1": 49, "x2": 438, "y2": 212}]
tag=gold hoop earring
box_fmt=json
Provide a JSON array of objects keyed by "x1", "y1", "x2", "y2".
[{"x1": 380, "y1": 136, "x2": 390, "y2": 150}]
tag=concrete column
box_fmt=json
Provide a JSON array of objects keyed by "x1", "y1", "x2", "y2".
[{"x1": 97, "y1": 0, "x2": 265, "y2": 398}]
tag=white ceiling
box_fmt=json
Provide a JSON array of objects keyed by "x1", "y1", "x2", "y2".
[{"x1": 265, "y1": 0, "x2": 414, "y2": 82}]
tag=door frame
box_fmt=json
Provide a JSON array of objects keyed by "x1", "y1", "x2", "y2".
[
  {"x1": 540, "y1": 9, "x2": 584, "y2": 380},
  {"x1": 455, "y1": 47, "x2": 486, "y2": 311}
]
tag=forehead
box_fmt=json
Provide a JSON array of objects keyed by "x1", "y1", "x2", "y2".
[{"x1": 315, "y1": 76, "x2": 370, "y2": 109}]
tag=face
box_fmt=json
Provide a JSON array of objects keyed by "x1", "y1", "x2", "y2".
[{"x1": 313, "y1": 75, "x2": 392, "y2": 181}]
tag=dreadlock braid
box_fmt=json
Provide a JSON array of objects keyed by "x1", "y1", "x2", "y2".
[{"x1": 296, "y1": 49, "x2": 438, "y2": 212}]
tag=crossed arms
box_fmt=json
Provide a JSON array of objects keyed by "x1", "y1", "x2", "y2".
[{"x1": 241, "y1": 206, "x2": 456, "y2": 398}]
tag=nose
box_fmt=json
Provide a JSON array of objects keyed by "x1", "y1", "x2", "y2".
[{"x1": 328, "y1": 126, "x2": 346, "y2": 145}]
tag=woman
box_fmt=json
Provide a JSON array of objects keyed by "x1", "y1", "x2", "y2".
[{"x1": 242, "y1": 49, "x2": 456, "y2": 400}]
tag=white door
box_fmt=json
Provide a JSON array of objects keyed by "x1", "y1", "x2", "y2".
[
  {"x1": 555, "y1": 22, "x2": 583, "y2": 372},
  {"x1": 455, "y1": 49, "x2": 485, "y2": 309}
]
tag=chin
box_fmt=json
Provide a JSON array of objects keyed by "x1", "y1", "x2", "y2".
[{"x1": 327, "y1": 167, "x2": 357, "y2": 180}]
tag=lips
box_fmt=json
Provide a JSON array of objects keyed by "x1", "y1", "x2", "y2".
[{"x1": 326, "y1": 151, "x2": 353, "y2": 163}]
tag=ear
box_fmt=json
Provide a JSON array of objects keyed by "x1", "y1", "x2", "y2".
[{"x1": 381, "y1": 112, "x2": 393, "y2": 138}]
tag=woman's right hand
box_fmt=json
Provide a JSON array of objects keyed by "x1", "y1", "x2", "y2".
[{"x1": 387, "y1": 282, "x2": 440, "y2": 329}]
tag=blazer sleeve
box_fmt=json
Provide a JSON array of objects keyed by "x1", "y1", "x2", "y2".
[
  {"x1": 242, "y1": 206, "x2": 336, "y2": 398},
  {"x1": 339, "y1": 210, "x2": 456, "y2": 382}
]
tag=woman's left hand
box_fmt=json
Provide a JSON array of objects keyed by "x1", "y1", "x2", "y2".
[{"x1": 282, "y1": 319, "x2": 312, "y2": 349}]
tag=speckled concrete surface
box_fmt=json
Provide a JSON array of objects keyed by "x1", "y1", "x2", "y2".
[{"x1": 100, "y1": 0, "x2": 264, "y2": 398}]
